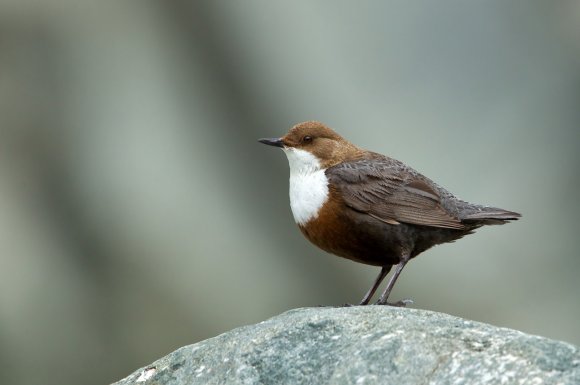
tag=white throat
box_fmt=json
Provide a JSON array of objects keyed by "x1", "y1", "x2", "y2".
[{"x1": 282, "y1": 148, "x2": 329, "y2": 225}]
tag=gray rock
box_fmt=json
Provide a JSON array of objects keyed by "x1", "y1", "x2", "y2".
[{"x1": 113, "y1": 307, "x2": 580, "y2": 385}]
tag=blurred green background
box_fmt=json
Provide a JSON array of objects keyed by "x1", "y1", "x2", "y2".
[{"x1": 1, "y1": 1, "x2": 579, "y2": 384}]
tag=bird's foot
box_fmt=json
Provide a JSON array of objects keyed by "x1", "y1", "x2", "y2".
[{"x1": 375, "y1": 298, "x2": 413, "y2": 307}]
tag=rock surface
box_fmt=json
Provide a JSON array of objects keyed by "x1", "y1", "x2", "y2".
[{"x1": 114, "y1": 307, "x2": 580, "y2": 385}]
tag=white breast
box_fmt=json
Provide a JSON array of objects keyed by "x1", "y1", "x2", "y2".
[{"x1": 283, "y1": 148, "x2": 329, "y2": 225}]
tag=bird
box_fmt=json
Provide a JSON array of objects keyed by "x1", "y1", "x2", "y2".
[{"x1": 259, "y1": 121, "x2": 521, "y2": 306}]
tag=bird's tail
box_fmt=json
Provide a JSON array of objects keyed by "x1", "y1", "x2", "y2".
[{"x1": 461, "y1": 207, "x2": 521, "y2": 225}]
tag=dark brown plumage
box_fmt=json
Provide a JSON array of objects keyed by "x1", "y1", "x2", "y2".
[{"x1": 259, "y1": 121, "x2": 521, "y2": 306}]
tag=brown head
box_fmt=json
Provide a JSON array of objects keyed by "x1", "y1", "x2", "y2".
[{"x1": 259, "y1": 121, "x2": 362, "y2": 170}]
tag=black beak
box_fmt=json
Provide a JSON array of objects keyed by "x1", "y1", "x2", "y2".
[{"x1": 258, "y1": 137, "x2": 284, "y2": 148}]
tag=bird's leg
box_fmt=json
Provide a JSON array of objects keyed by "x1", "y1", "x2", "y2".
[
  {"x1": 376, "y1": 253, "x2": 411, "y2": 306},
  {"x1": 359, "y1": 266, "x2": 391, "y2": 305}
]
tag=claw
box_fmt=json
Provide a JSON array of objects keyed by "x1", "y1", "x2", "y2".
[{"x1": 376, "y1": 298, "x2": 413, "y2": 307}]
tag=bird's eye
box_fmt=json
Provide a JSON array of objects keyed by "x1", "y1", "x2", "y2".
[{"x1": 302, "y1": 136, "x2": 313, "y2": 144}]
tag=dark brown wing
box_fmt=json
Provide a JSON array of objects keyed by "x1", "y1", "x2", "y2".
[{"x1": 326, "y1": 157, "x2": 465, "y2": 230}]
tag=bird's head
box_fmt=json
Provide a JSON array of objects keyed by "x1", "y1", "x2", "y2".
[{"x1": 259, "y1": 121, "x2": 362, "y2": 173}]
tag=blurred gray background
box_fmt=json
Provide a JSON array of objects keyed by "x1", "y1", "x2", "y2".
[{"x1": 1, "y1": 1, "x2": 579, "y2": 384}]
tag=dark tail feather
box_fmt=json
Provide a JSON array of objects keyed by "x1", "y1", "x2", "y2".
[{"x1": 462, "y1": 207, "x2": 521, "y2": 225}]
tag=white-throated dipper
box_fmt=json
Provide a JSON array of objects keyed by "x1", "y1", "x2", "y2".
[{"x1": 259, "y1": 121, "x2": 521, "y2": 306}]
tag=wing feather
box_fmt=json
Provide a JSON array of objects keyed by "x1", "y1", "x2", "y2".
[{"x1": 327, "y1": 157, "x2": 465, "y2": 230}]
